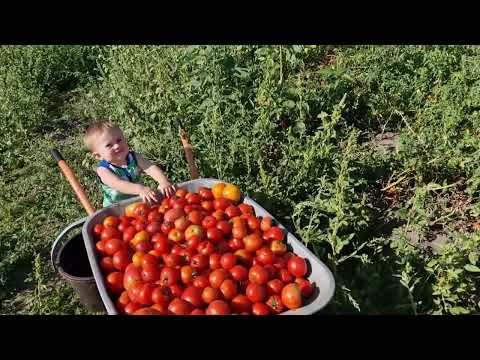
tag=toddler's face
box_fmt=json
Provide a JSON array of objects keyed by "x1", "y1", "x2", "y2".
[{"x1": 92, "y1": 127, "x2": 130, "y2": 163}]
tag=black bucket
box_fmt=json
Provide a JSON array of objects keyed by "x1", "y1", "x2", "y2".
[{"x1": 51, "y1": 218, "x2": 105, "y2": 313}]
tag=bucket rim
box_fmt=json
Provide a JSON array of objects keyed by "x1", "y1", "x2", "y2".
[{"x1": 57, "y1": 265, "x2": 97, "y2": 282}]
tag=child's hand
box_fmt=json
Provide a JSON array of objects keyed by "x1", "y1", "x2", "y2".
[
  {"x1": 157, "y1": 181, "x2": 176, "y2": 198},
  {"x1": 139, "y1": 186, "x2": 159, "y2": 204}
]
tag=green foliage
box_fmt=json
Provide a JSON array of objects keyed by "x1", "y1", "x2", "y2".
[{"x1": 2, "y1": 45, "x2": 480, "y2": 315}]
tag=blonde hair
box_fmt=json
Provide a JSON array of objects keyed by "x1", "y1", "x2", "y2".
[{"x1": 84, "y1": 120, "x2": 120, "y2": 151}]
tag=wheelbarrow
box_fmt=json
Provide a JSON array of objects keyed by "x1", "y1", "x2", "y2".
[{"x1": 51, "y1": 122, "x2": 335, "y2": 315}]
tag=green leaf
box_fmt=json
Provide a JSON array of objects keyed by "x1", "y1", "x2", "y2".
[
  {"x1": 283, "y1": 100, "x2": 296, "y2": 109},
  {"x1": 464, "y1": 264, "x2": 480, "y2": 273}
]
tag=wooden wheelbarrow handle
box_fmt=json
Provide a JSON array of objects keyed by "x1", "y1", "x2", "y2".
[
  {"x1": 50, "y1": 149, "x2": 96, "y2": 216},
  {"x1": 178, "y1": 121, "x2": 200, "y2": 180}
]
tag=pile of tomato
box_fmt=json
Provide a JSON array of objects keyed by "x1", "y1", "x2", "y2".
[{"x1": 93, "y1": 182, "x2": 315, "y2": 315}]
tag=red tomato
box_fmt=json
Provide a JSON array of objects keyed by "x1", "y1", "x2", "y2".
[
  {"x1": 93, "y1": 224, "x2": 104, "y2": 237},
  {"x1": 186, "y1": 235, "x2": 201, "y2": 250},
  {"x1": 112, "y1": 250, "x2": 130, "y2": 271},
  {"x1": 159, "y1": 267, "x2": 180, "y2": 286},
  {"x1": 133, "y1": 204, "x2": 149, "y2": 217},
  {"x1": 147, "y1": 210, "x2": 162, "y2": 223},
  {"x1": 246, "y1": 216, "x2": 261, "y2": 231},
  {"x1": 134, "y1": 219, "x2": 147, "y2": 232},
  {"x1": 202, "y1": 216, "x2": 217, "y2": 229},
  {"x1": 231, "y1": 295, "x2": 252, "y2": 314},
  {"x1": 152, "y1": 235, "x2": 170, "y2": 255},
  {"x1": 227, "y1": 238, "x2": 243, "y2": 252},
  {"x1": 234, "y1": 249, "x2": 253, "y2": 267},
  {"x1": 216, "y1": 240, "x2": 230, "y2": 255},
  {"x1": 181, "y1": 286, "x2": 205, "y2": 308},
  {"x1": 186, "y1": 193, "x2": 202, "y2": 205},
  {"x1": 123, "y1": 265, "x2": 142, "y2": 291},
  {"x1": 137, "y1": 283, "x2": 156, "y2": 305},
  {"x1": 288, "y1": 256, "x2": 308, "y2": 277},
  {"x1": 96, "y1": 239, "x2": 107, "y2": 255},
  {"x1": 192, "y1": 275, "x2": 209, "y2": 289},
  {"x1": 273, "y1": 256, "x2": 287, "y2": 270},
  {"x1": 252, "y1": 302, "x2": 271, "y2": 315},
  {"x1": 104, "y1": 238, "x2": 124, "y2": 256},
  {"x1": 256, "y1": 247, "x2": 274, "y2": 265},
  {"x1": 201, "y1": 201, "x2": 214, "y2": 212},
  {"x1": 232, "y1": 225, "x2": 247, "y2": 239},
  {"x1": 211, "y1": 210, "x2": 226, "y2": 221},
  {"x1": 264, "y1": 264, "x2": 277, "y2": 279},
  {"x1": 295, "y1": 278, "x2": 314, "y2": 298},
  {"x1": 225, "y1": 205, "x2": 241, "y2": 219},
  {"x1": 206, "y1": 300, "x2": 230, "y2": 315},
  {"x1": 213, "y1": 198, "x2": 232, "y2": 211},
  {"x1": 191, "y1": 308, "x2": 205, "y2": 315},
  {"x1": 100, "y1": 256, "x2": 115, "y2": 273},
  {"x1": 260, "y1": 216, "x2": 273, "y2": 232},
  {"x1": 168, "y1": 298, "x2": 193, "y2": 315},
  {"x1": 266, "y1": 295, "x2": 285, "y2": 314},
  {"x1": 216, "y1": 220, "x2": 232, "y2": 235},
  {"x1": 264, "y1": 227, "x2": 284, "y2": 242},
  {"x1": 180, "y1": 265, "x2": 196, "y2": 285},
  {"x1": 161, "y1": 222, "x2": 174, "y2": 235},
  {"x1": 124, "y1": 302, "x2": 141, "y2": 315},
  {"x1": 174, "y1": 216, "x2": 191, "y2": 232},
  {"x1": 281, "y1": 283, "x2": 302, "y2": 309},
  {"x1": 187, "y1": 210, "x2": 204, "y2": 225},
  {"x1": 135, "y1": 241, "x2": 152, "y2": 253},
  {"x1": 101, "y1": 226, "x2": 122, "y2": 241},
  {"x1": 199, "y1": 187, "x2": 214, "y2": 200},
  {"x1": 151, "y1": 286, "x2": 172, "y2": 306},
  {"x1": 190, "y1": 254, "x2": 208, "y2": 270},
  {"x1": 106, "y1": 271, "x2": 124, "y2": 294},
  {"x1": 243, "y1": 233, "x2": 262, "y2": 252},
  {"x1": 229, "y1": 265, "x2": 248, "y2": 281},
  {"x1": 238, "y1": 203, "x2": 254, "y2": 215},
  {"x1": 280, "y1": 269, "x2": 294, "y2": 283},
  {"x1": 141, "y1": 264, "x2": 160, "y2": 283},
  {"x1": 248, "y1": 265, "x2": 269, "y2": 285},
  {"x1": 246, "y1": 283, "x2": 267, "y2": 303},
  {"x1": 145, "y1": 221, "x2": 161, "y2": 235},
  {"x1": 198, "y1": 241, "x2": 215, "y2": 256},
  {"x1": 141, "y1": 253, "x2": 158, "y2": 267},
  {"x1": 122, "y1": 226, "x2": 136, "y2": 243},
  {"x1": 267, "y1": 279, "x2": 285, "y2": 295},
  {"x1": 202, "y1": 286, "x2": 221, "y2": 304},
  {"x1": 117, "y1": 221, "x2": 130, "y2": 233},
  {"x1": 209, "y1": 254, "x2": 222, "y2": 270},
  {"x1": 172, "y1": 198, "x2": 188, "y2": 209},
  {"x1": 220, "y1": 253, "x2": 237, "y2": 270},
  {"x1": 169, "y1": 284, "x2": 184, "y2": 298},
  {"x1": 209, "y1": 269, "x2": 228, "y2": 289},
  {"x1": 220, "y1": 279, "x2": 237, "y2": 300},
  {"x1": 118, "y1": 290, "x2": 130, "y2": 306},
  {"x1": 150, "y1": 303, "x2": 168, "y2": 315},
  {"x1": 175, "y1": 188, "x2": 188, "y2": 198}
]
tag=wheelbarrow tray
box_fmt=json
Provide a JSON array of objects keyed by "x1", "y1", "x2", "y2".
[{"x1": 82, "y1": 178, "x2": 336, "y2": 315}]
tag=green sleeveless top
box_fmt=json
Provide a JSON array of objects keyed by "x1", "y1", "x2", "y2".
[{"x1": 97, "y1": 151, "x2": 142, "y2": 207}]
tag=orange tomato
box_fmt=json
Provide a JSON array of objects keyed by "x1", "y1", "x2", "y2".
[
  {"x1": 125, "y1": 202, "x2": 142, "y2": 218},
  {"x1": 103, "y1": 216, "x2": 119, "y2": 228},
  {"x1": 212, "y1": 183, "x2": 226, "y2": 199},
  {"x1": 222, "y1": 184, "x2": 241, "y2": 203}
]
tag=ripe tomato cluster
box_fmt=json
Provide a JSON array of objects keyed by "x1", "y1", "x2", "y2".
[{"x1": 93, "y1": 183, "x2": 315, "y2": 315}]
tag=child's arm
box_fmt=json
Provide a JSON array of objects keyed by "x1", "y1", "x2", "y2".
[
  {"x1": 97, "y1": 167, "x2": 159, "y2": 204},
  {"x1": 135, "y1": 153, "x2": 176, "y2": 197}
]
